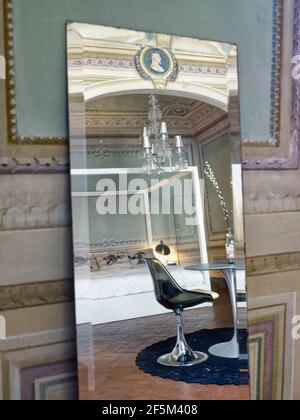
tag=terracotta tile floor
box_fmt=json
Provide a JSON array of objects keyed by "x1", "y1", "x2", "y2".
[{"x1": 77, "y1": 280, "x2": 250, "y2": 400}]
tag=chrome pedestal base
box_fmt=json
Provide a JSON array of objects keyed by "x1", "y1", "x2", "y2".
[
  {"x1": 209, "y1": 268, "x2": 240, "y2": 359},
  {"x1": 209, "y1": 337, "x2": 239, "y2": 359},
  {"x1": 157, "y1": 309, "x2": 208, "y2": 367},
  {"x1": 158, "y1": 351, "x2": 208, "y2": 367}
]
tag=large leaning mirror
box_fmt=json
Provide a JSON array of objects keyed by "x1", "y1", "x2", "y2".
[{"x1": 67, "y1": 22, "x2": 249, "y2": 400}]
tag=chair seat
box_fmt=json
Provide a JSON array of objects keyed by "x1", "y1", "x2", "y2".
[{"x1": 169, "y1": 290, "x2": 213, "y2": 309}]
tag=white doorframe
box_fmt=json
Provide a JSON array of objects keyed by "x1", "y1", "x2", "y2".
[{"x1": 71, "y1": 167, "x2": 210, "y2": 288}]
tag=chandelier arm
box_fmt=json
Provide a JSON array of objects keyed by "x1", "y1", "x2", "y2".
[{"x1": 141, "y1": 95, "x2": 188, "y2": 174}]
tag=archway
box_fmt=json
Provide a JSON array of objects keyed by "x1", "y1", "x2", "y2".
[{"x1": 84, "y1": 79, "x2": 229, "y2": 113}]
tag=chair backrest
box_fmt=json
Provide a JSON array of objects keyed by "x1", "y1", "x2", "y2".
[{"x1": 144, "y1": 258, "x2": 183, "y2": 309}]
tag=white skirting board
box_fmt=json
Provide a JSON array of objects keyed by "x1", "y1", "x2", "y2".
[{"x1": 75, "y1": 291, "x2": 212, "y2": 326}]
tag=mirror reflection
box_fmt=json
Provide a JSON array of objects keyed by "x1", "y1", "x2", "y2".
[{"x1": 68, "y1": 22, "x2": 249, "y2": 400}]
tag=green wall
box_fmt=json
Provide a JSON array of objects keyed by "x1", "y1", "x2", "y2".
[
  {"x1": 13, "y1": 0, "x2": 274, "y2": 139},
  {"x1": 72, "y1": 171, "x2": 197, "y2": 246}
]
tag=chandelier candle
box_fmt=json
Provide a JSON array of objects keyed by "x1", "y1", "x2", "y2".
[
  {"x1": 175, "y1": 135, "x2": 188, "y2": 170},
  {"x1": 175, "y1": 135, "x2": 184, "y2": 150},
  {"x1": 143, "y1": 131, "x2": 151, "y2": 149},
  {"x1": 160, "y1": 122, "x2": 168, "y2": 141},
  {"x1": 143, "y1": 126, "x2": 149, "y2": 138}
]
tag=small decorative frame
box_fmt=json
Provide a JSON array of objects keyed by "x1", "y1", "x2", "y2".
[
  {"x1": 243, "y1": 0, "x2": 300, "y2": 170},
  {"x1": 242, "y1": 0, "x2": 283, "y2": 147},
  {"x1": 2, "y1": 1, "x2": 66, "y2": 145},
  {"x1": 134, "y1": 47, "x2": 178, "y2": 82}
]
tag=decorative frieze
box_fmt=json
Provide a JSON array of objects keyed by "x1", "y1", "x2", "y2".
[
  {"x1": 68, "y1": 56, "x2": 227, "y2": 76},
  {"x1": 247, "y1": 252, "x2": 300, "y2": 276},
  {"x1": 0, "y1": 202, "x2": 71, "y2": 231},
  {"x1": 74, "y1": 234, "x2": 195, "y2": 252},
  {"x1": 0, "y1": 279, "x2": 74, "y2": 311},
  {"x1": 0, "y1": 156, "x2": 69, "y2": 174},
  {"x1": 244, "y1": 191, "x2": 300, "y2": 215}
]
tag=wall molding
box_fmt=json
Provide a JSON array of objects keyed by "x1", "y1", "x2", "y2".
[
  {"x1": 0, "y1": 279, "x2": 74, "y2": 311},
  {"x1": 242, "y1": 0, "x2": 283, "y2": 147},
  {"x1": 248, "y1": 292, "x2": 296, "y2": 400},
  {"x1": 247, "y1": 251, "x2": 300, "y2": 276},
  {"x1": 75, "y1": 234, "x2": 196, "y2": 253},
  {"x1": 3, "y1": 0, "x2": 67, "y2": 146},
  {"x1": 0, "y1": 327, "x2": 77, "y2": 400},
  {"x1": 242, "y1": 0, "x2": 300, "y2": 170}
]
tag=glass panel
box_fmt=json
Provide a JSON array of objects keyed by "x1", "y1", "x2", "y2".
[{"x1": 67, "y1": 22, "x2": 249, "y2": 400}]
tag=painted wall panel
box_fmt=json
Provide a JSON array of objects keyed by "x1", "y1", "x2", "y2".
[
  {"x1": 245, "y1": 212, "x2": 300, "y2": 257},
  {"x1": 0, "y1": 227, "x2": 73, "y2": 285},
  {"x1": 12, "y1": 0, "x2": 274, "y2": 139}
]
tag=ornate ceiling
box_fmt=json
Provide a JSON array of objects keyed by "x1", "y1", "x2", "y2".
[{"x1": 85, "y1": 94, "x2": 227, "y2": 138}]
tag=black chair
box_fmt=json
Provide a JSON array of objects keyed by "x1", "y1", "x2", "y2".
[{"x1": 145, "y1": 257, "x2": 218, "y2": 367}]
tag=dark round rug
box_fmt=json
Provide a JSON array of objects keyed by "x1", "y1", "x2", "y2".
[{"x1": 136, "y1": 328, "x2": 249, "y2": 386}]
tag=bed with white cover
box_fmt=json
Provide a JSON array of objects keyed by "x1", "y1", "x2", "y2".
[{"x1": 75, "y1": 263, "x2": 210, "y2": 325}]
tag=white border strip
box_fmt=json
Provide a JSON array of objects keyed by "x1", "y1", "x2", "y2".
[{"x1": 0, "y1": 55, "x2": 5, "y2": 80}]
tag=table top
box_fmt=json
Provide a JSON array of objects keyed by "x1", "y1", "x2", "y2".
[{"x1": 185, "y1": 260, "x2": 245, "y2": 271}]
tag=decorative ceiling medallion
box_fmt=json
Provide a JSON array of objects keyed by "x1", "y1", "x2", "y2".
[{"x1": 134, "y1": 47, "x2": 178, "y2": 82}]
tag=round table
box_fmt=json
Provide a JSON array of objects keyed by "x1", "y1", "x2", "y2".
[{"x1": 185, "y1": 260, "x2": 245, "y2": 359}]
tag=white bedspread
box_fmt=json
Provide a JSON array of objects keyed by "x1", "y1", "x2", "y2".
[{"x1": 75, "y1": 264, "x2": 205, "y2": 301}]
